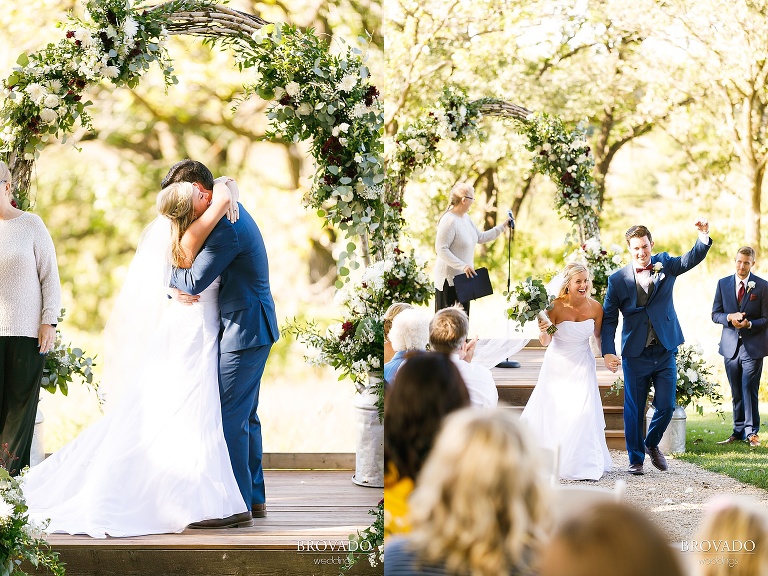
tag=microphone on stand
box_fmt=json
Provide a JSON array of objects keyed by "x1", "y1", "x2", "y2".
[{"x1": 497, "y1": 208, "x2": 520, "y2": 369}]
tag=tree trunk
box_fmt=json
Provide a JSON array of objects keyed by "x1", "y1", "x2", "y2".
[
  {"x1": 748, "y1": 163, "x2": 765, "y2": 255},
  {"x1": 475, "y1": 167, "x2": 498, "y2": 257}
]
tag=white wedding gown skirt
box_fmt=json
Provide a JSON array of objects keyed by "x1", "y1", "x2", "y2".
[
  {"x1": 22, "y1": 278, "x2": 247, "y2": 537},
  {"x1": 520, "y1": 319, "x2": 612, "y2": 480}
]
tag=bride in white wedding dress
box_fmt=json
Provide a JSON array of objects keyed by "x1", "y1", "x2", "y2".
[
  {"x1": 22, "y1": 180, "x2": 248, "y2": 537},
  {"x1": 520, "y1": 262, "x2": 613, "y2": 481}
]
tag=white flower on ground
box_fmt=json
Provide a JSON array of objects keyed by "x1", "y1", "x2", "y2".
[
  {"x1": 25, "y1": 83, "x2": 46, "y2": 105},
  {"x1": 285, "y1": 82, "x2": 300, "y2": 97},
  {"x1": 338, "y1": 74, "x2": 357, "y2": 92},
  {"x1": 296, "y1": 102, "x2": 312, "y2": 116},
  {"x1": 39, "y1": 108, "x2": 58, "y2": 123}
]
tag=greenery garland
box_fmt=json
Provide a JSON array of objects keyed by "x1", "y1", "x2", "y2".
[{"x1": 385, "y1": 85, "x2": 601, "y2": 242}]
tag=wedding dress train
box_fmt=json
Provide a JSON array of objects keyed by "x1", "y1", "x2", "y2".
[
  {"x1": 520, "y1": 319, "x2": 612, "y2": 480},
  {"x1": 22, "y1": 218, "x2": 246, "y2": 538}
]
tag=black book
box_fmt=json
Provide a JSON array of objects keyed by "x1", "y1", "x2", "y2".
[{"x1": 453, "y1": 267, "x2": 493, "y2": 302}]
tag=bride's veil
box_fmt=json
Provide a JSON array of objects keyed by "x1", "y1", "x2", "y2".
[{"x1": 100, "y1": 216, "x2": 173, "y2": 409}]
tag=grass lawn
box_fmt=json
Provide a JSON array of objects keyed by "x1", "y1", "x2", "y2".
[{"x1": 677, "y1": 411, "x2": 768, "y2": 490}]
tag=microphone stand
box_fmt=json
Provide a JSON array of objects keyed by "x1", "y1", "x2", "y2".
[{"x1": 496, "y1": 214, "x2": 520, "y2": 369}]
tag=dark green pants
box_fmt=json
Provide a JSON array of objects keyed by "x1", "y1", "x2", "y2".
[{"x1": 0, "y1": 337, "x2": 44, "y2": 475}]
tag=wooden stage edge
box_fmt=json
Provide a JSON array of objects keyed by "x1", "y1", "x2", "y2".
[{"x1": 31, "y1": 457, "x2": 383, "y2": 576}]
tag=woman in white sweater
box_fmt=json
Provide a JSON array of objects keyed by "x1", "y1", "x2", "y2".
[
  {"x1": 0, "y1": 160, "x2": 61, "y2": 473},
  {"x1": 434, "y1": 182, "x2": 509, "y2": 316}
]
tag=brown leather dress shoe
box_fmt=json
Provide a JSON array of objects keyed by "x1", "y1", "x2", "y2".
[
  {"x1": 251, "y1": 503, "x2": 267, "y2": 518},
  {"x1": 717, "y1": 434, "x2": 743, "y2": 444},
  {"x1": 627, "y1": 463, "x2": 644, "y2": 475},
  {"x1": 748, "y1": 434, "x2": 761, "y2": 447},
  {"x1": 188, "y1": 511, "x2": 253, "y2": 529},
  {"x1": 645, "y1": 445, "x2": 668, "y2": 471}
]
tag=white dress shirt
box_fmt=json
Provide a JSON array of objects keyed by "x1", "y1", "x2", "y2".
[{"x1": 450, "y1": 352, "x2": 498, "y2": 408}]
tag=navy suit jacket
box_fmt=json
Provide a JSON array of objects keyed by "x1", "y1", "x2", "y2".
[
  {"x1": 171, "y1": 204, "x2": 279, "y2": 353},
  {"x1": 601, "y1": 238, "x2": 711, "y2": 358},
  {"x1": 712, "y1": 274, "x2": 768, "y2": 360}
]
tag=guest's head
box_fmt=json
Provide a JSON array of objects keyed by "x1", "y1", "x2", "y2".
[
  {"x1": 384, "y1": 352, "x2": 469, "y2": 481},
  {"x1": 162, "y1": 159, "x2": 215, "y2": 193},
  {"x1": 447, "y1": 182, "x2": 474, "y2": 213},
  {"x1": 539, "y1": 502, "x2": 683, "y2": 576},
  {"x1": 692, "y1": 496, "x2": 768, "y2": 576},
  {"x1": 408, "y1": 408, "x2": 551, "y2": 576},
  {"x1": 625, "y1": 225, "x2": 654, "y2": 268},
  {"x1": 156, "y1": 181, "x2": 207, "y2": 267},
  {"x1": 388, "y1": 309, "x2": 430, "y2": 353},
  {"x1": 383, "y1": 302, "x2": 413, "y2": 343},
  {"x1": 0, "y1": 160, "x2": 12, "y2": 206},
  {"x1": 735, "y1": 246, "x2": 756, "y2": 280},
  {"x1": 428, "y1": 305, "x2": 468, "y2": 354},
  {"x1": 559, "y1": 262, "x2": 591, "y2": 299}
]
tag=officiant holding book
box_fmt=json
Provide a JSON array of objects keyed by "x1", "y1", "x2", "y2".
[{"x1": 433, "y1": 182, "x2": 510, "y2": 317}]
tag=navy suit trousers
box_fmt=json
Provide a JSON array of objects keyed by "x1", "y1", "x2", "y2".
[
  {"x1": 622, "y1": 344, "x2": 676, "y2": 465},
  {"x1": 219, "y1": 344, "x2": 273, "y2": 507},
  {"x1": 725, "y1": 340, "x2": 763, "y2": 438}
]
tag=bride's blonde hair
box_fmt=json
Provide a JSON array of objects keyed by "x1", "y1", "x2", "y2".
[
  {"x1": 558, "y1": 262, "x2": 591, "y2": 298},
  {"x1": 156, "y1": 182, "x2": 196, "y2": 268}
]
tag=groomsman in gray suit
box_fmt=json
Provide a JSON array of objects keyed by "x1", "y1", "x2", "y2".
[{"x1": 712, "y1": 246, "x2": 768, "y2": 447}]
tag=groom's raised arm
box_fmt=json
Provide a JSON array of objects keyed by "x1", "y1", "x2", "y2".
[{"x1": 171, "y1": 222, "x2": 239, "y2": 295}]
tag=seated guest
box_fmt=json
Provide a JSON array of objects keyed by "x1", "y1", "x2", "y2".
[
  {"x1": 384, "y1": 308, "x2": 430, "y2": 384},
  {"x1": 384, "y1": 302, "x2": 413, "y2": 364},
  {"x1": 539, "y1": 502, "x2": 684, "y2": 576},
  {"x1": 384, "y1": 353, "x2": 470, "y2": 537},
  {"x1": 428, "y1": 305, "x2": 497, "y2": 407},
  {"x1": 692, "y1": 495, "x2": 768, "y2": 576},
  {"x1": 385, "y1": 408, "x2": 551, "y2": 576}
]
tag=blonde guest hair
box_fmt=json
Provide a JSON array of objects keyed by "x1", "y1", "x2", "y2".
[
  {"x1": 447, "y1": 182, "x2": 473, "y2": 210},
  {"x1": 407, "y1": 408, "x2": 551, "y2": 576},
  {"x1": 428, "y1": 305, "x2": 468, "y2": 354},
  {"x1": 156, "y1": 182, "x2": 196, "y2": 268},
  {"x1": 693, "y1": 496, "x2": 768, "y2": 576},
  {"x1": 383, "y1": 302, "x2": 413, "y2": 341},
  {"x1": 558, "y1": 262, "x2": 591, "y2": 298}
]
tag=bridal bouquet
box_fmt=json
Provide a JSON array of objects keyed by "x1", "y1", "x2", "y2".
[
  {"x1": 0, "y1": 457, "x2": 64, "y2": 576},
  {"x1": 505, "y1": 277, "x2": 557, "y2": 334}
]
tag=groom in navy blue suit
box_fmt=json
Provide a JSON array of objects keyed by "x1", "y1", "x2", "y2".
[
  {"x1": 164, "y1": 160, "x2": 279, "y2": 526},
  {"x1": 602, "y1": 221, "x2": 711, "y2": 475},
  {"x1": 712, "y1": 247, "x2": 768, "y2": 447}
]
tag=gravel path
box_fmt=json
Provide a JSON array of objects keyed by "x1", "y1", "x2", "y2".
[{"x1": 562, "y1": 449, "x2": 768, "y2": 543}]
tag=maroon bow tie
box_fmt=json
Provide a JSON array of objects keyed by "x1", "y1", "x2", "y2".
[{"x1": 636, "y1": 264, "x2": 653, "y2": 273}]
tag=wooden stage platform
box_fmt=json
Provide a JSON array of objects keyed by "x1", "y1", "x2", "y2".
[
  {"x1": 491, "y1": 345, "x2": 627, "y2": 449},
  {"x1": 34, "y1": 458, "x2": 383, "y2": 576}
]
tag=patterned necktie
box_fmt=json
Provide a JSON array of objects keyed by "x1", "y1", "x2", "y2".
[{"x1": 738, "y1": 281, "x2": 745, "y2": 305}]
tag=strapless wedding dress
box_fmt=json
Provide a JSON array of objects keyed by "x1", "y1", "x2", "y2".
[
  {"x1": 22, "y1": 278, "x2": 247, "y2": 537},
  {"x1": 520, "y1": 319, "x2": 612, "y2": 480}
]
